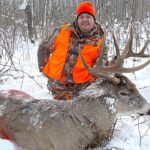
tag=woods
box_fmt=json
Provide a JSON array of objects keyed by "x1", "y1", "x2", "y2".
[
  {"x1": 1, "y1": 0, "x2": 150, "y2": 40},
  {"x1": 0, "y1": 0, "x2": 150, "y2": 82}
]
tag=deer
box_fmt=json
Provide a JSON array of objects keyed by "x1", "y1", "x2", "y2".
[{"x1": 0, "y1": 29, "x2": 150, "y2": 150}]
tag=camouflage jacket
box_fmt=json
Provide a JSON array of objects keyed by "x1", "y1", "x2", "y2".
[{"x1": 37, "y1": 21, "x2": 107, "y2": 84}]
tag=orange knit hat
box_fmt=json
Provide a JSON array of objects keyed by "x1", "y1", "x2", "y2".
[{"x1": 76, "y1": 2, "x2": 96, "y2": 19}]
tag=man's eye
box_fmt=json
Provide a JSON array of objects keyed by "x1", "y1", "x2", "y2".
[{"x1": 79, "y1": 16, "x2": 84, "y2": 19}]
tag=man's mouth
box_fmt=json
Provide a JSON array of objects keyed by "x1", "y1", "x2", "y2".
[
  {"x1": 81, "y1": 22, "x2": 89, "y2": 25},
  {"x1": 81, "y1": 24, "x2": 89, "y2": 27}
]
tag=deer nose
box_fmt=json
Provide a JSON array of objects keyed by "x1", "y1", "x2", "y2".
[{"x1": 147, "y1": 109, "x2": 150, "y2": 115}]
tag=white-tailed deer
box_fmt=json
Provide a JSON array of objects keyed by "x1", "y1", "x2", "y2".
[{"x1": 0, "y1": 29, "x2": 150, "y2": 150}]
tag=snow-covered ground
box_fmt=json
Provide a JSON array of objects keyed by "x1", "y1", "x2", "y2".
[{"x1": 0, "y1": 40, "x2": 150, "y2": 150}]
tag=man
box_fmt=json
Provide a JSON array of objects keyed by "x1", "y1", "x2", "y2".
[{"x1": 37, "y1": 2, "x2": 106, "y2": 100}]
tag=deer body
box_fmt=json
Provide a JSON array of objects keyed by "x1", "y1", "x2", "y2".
[{"x1": 0, "y1": 76, "x2": 150, "y2": 150}]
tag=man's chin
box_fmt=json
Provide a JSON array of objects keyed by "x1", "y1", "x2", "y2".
[{"x1": 80, "y1": 28, "x2": 91, "y2": 33}]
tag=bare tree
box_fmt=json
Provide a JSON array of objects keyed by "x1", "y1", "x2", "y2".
[{"x1": 1, "y1": 0, "x2": 150, "y2": 41}]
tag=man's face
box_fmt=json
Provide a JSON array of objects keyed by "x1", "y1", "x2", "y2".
[{"x1": 77, "y1": 13, "x2": 95, "y2": 34}]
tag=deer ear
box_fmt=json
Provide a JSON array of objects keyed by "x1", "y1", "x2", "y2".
[{"x1": 80, "y1": 86, "x2": 105, "y2": 98}]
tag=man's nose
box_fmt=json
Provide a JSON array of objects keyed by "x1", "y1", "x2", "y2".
[{"x1": 82, "y1": 17, "x2": 88, "y2": 21}]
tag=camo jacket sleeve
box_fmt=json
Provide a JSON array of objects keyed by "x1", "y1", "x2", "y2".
[{"x1": 37, "y1": 27, "x2": 60, "y2": 72}]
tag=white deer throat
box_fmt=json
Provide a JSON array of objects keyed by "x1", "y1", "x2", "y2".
[{"x1": 79, "y1": 87, "x2": 105, "y2": 98}]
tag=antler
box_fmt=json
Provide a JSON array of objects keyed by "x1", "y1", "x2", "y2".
[{"x1": 80, "y1": 28, "x2": 150, "y2": 84}]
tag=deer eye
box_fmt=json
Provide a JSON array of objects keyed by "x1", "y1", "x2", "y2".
[{"x1": 120, "y1": 92, "x2": 129, "y2": 96}]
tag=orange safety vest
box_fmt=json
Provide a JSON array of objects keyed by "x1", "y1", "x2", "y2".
[{"x1": 42, "y1": 24, "x2": 103, "y2": 84}]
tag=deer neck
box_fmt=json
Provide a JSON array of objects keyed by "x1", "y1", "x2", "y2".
[{"x1": 70, "y1": 80, "x2": 117, "y2": 130}]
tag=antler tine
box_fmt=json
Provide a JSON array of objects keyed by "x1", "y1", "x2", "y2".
[
  {"x1": 108, "y1": 28, "x2": 133, "y2": 68},
  {"x1": 114, "y1": 27, "x2": 150, "y2": 65},
  {"x1": 111, "y1": 32, "x2": 126, "y2": 67},
  {"x1": 123, "y1": 28, "x2": 133, "y2": 58},
  {"x1": 96, "y1": 38, "x2": 106, "y2": 66},
  {"x1": 139, "y1": 40, "x2": 150, "y2": 57},
  {"x1": 125, "y1": 40, "x2": 150, "y2": 58},
  {"x1": 123, "y1": 28, "x2": 150, "y2": 58},
  {"x1": 79, "y1": 49, "x2": 96, "y2": 76},
  {"x1": 112, "y1": 33, "x2": 120, "y2": 57}
]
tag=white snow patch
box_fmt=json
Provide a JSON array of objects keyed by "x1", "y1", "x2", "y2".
[
  {"x1": 29, "y1": 114, "x2": 43, "y2": 128},
  {"x1": 0, "y1": 105, "x2": 6, "y2": 116},
  {"x1": 106, "y1": 97, "x2": 116, "y2": 113}
]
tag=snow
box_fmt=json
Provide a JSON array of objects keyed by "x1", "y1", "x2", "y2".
[
  {"x1": 105, "y1": 97, "x2": 116, "y2": 114},
  {"x1": 0, "y1": 105, "x2": 6, "y2": 116},
  {"x1": 0, "y1": 140, "x2": 15, "y2": 150},
  {"x1": 19, "y1": 0, "x2": 28, "y2": 10},
  {"x1": 0, "y1": 40, "x2": 150, "y2": 150}
]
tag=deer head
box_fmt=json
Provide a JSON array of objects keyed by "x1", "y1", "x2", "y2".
[{"x1": 79, "y1": 28, "x2": 150, "y2": 84}]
